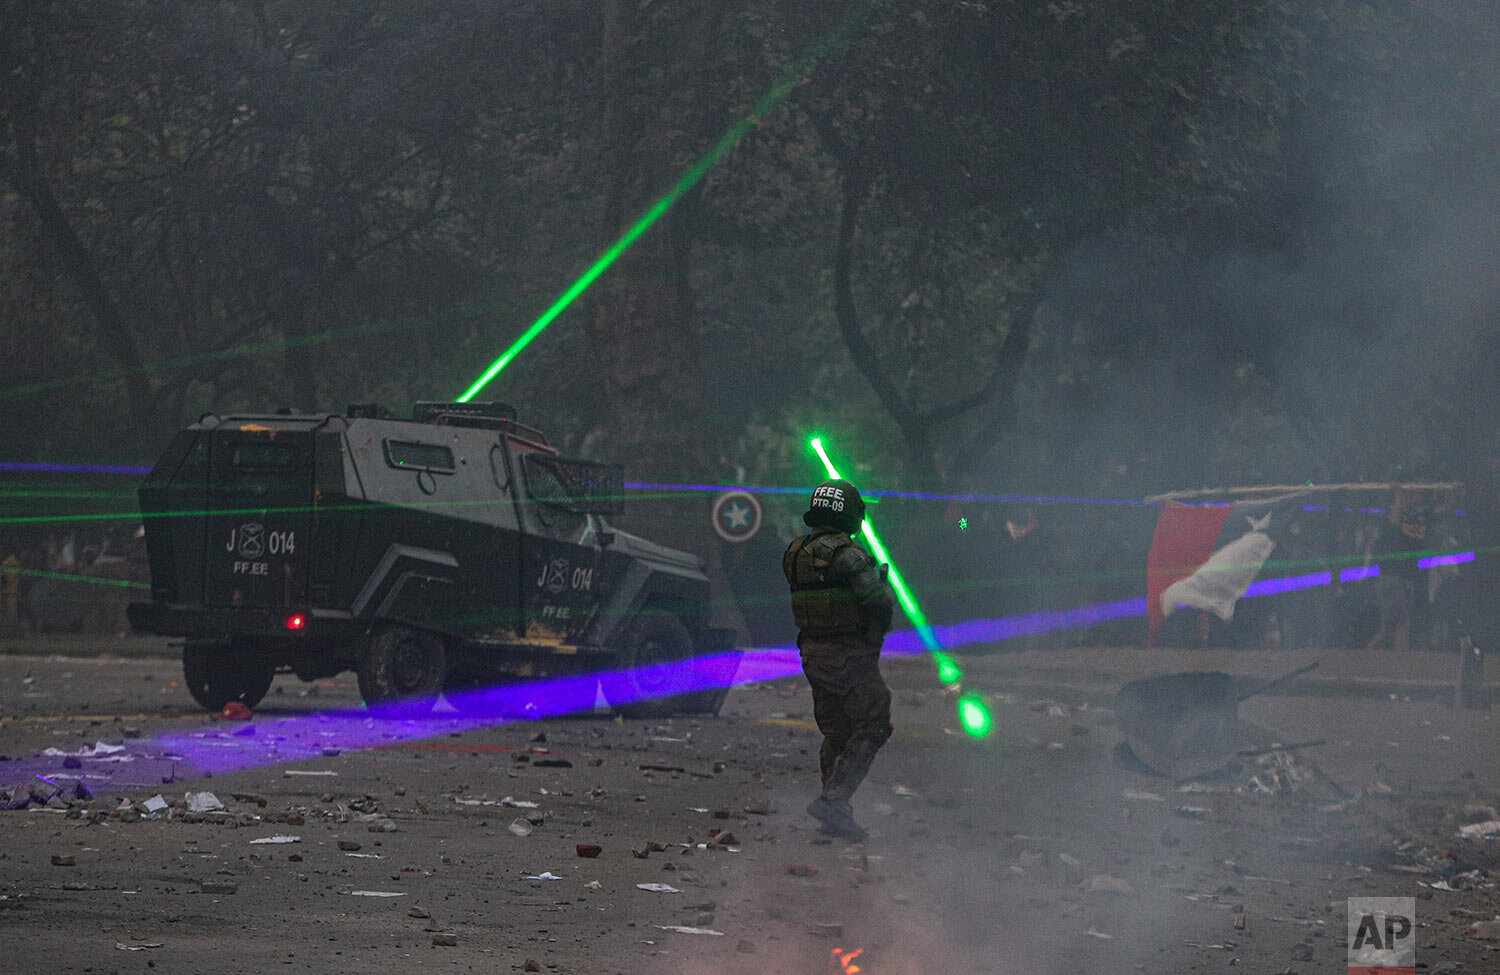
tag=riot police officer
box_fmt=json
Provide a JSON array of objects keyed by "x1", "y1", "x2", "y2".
[{"x1": 782, "y1": 478, "x2": 894, "y2": 842}]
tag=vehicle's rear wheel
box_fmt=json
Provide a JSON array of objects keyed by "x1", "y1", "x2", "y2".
[
  {"x1": 182, "y1": 638, "x2": 275, "y2": 712},
  {"x1": 600, "y1": 609, "x2": 699, "y2": 719},
  {"x1": 358, "y1": 626, "x2": 445, "y2": 717}
]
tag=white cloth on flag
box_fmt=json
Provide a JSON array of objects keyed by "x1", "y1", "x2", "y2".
[{"x1": 1159, "y1": 528, "x2": 1276, "y2": 621}]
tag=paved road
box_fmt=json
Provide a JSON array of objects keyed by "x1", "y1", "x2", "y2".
[{"x1": 3, "y1": 646, "x2": 1500, "y2": 974}]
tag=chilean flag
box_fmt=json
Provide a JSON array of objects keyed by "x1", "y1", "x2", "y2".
[{"x1": 1147, "y1": 497, "x2": 1298, "y2": 644}]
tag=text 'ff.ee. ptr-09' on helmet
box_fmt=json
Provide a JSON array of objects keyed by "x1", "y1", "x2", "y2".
[{"x1": 803, "y1": 479, "x2": 865, "y2": 534}]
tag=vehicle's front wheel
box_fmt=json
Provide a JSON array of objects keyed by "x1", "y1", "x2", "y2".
[
  {"x1": 358, "y1": 626, "x2": 445, "y2": 717},
  {"x1": 182, "y1": 638, "x2": 275, "y2": 712},
  {"x1": 600, "y1": 609, "x2": 699, "y2": 719}
]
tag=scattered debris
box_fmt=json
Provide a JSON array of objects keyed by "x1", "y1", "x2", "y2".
[
  {"x1": 508, "y1": 819, "x2": 533, "y2": 837},
  {"x1": 338, "y1": 840, "x2": 362, "y2": 852},
  {"x1": 1458, "y1": 820, "x2": 1500, "y2": 840},
  {"x1": 248, "y1": 835, "x2": 300, "y2": 845},
  {"x1": 1081, "y1": 874, "x2": 1134, "y2": 895},
  {"x1": 43, "y1": 741, "x2": 126, "y2": 759},
  {"x1": 184, "y1": 792, "x2": 225, "y2": 813},
  {"x1": 524, "y1": 872, "x2": 563, "y2": 881},
  {"x1": 1122, "y1": 788, "x2": 1166, "y2": 802},
  {"x1": 637, "y1": 883, "x2": 680, "y2": 893},
  {"x1": 576, "y1": 844, "x2": 602, "y2": 858},
  {"x1": 115, "y1": 942, "x2": 163, "y2": 951},
  {"x1": 431, "y1": 934, "x2": 458, "y2": 947},
  {"x1": 1468, "y1": 918, "x2": 1500, "y2": 939},
  {"x1": 654, "y1": 925, "x2": 724, "y2": 936},
  {"x1": 50, "y1": 854, "x2": 75, "y2": 867},
  {"x1": 350, "y1": 890, "x2": 406, "y2": 897}
]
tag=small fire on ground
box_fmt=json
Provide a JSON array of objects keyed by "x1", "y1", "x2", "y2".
[{"x1": 830, "y1": 946, "x2": 864, "y2": 974}]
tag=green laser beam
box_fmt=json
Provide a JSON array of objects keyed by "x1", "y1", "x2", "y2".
[
  {"x1": 1, "y1": 566, "x2": 149, "y2": 590},
  {"x1": 0, "y1": 294, "x2": 526, "y2": 403},
  {"x1": 457, "y1": 10, "x2": 868, "y2": 403},
  {"x1": 808, "y1": 435, "x2": 992, "y2": 739},
  {"x1": 808, "y1": 437, "x2": 941, "y2": 654}
]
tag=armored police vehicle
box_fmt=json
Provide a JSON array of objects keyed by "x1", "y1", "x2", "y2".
[{"x1": 127, "y1": 401, "x2": 735, "y2": 718}]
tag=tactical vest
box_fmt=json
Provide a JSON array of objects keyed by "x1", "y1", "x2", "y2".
[{"x1": 783, "y1": 531, "x2": 864, "y2": 635}]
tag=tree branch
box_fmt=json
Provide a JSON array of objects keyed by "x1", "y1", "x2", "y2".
[
  {"x1": 948, "y1": 281, "x2": 1041, "y2": 484},
  {"x1": 828, "y1": 162, "x2": 924, "y2": 446}
]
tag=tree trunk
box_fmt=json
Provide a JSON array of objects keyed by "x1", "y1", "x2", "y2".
[
  {"x1": 2, "y1": 79, "x2": 155, "y2": 428},
  {"x1": 589, "y1": 0, "x2": 721, "y2": 551}
]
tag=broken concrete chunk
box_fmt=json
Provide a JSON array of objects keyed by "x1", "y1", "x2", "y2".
[{"x1": 184, "y1": 791, "x2": 225, "y2": 813}]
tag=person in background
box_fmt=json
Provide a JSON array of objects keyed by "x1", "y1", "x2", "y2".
[{"x1": 1365, "y1": 489, "x2": 1427, "y2": 652}]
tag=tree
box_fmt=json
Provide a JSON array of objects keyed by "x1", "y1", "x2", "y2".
[{"x1": 734, "y1": 0, "x2": 1307, "y2": 489}]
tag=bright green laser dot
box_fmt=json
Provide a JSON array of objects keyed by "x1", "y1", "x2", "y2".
[{"x1": 957, "y1": 693, "x2": 994, "y2": 739}]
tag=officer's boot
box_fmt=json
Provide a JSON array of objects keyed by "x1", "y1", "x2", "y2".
[{"x1": 806, "y1": 739, "x2": 881, "y2": 842}]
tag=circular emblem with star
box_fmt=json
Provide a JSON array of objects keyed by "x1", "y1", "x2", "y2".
[{"x1": 711, "y1": 490, "x2": 763, "y2": 544}]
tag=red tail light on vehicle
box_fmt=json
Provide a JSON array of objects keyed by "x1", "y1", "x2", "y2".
[{"x1": 285, "y1": 614, "x2": 306, "y2": 630}]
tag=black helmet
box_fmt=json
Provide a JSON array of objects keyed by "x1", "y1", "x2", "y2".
[{"x1": 803, "y1": 479, "x2": 865, "y2": 533}]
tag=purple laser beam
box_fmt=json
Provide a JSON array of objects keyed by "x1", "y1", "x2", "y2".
[
  {"x1": 1418, "y1": 551, "x2": 1475, "y2": 569},
  {"x1": 8, "y1": 551, "x2": 1479, "y2": 787},
  {"x1": 0, "y1": 461, "x2": 152, "y2": 475}
]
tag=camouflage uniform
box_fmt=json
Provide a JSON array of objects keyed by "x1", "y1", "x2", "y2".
[{"x1": 782, "y1": 526, "x2": 894, "y2": 808}]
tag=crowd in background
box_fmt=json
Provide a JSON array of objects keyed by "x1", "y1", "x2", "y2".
[
  {"x1": 0, "y1": 490, "x2": 1473, "y2": 652},
  {"x1": 0, "y1": 527, "x2": 146, "y2": 636}
]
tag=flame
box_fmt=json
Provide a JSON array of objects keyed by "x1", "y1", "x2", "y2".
[{"x1": 829, "y1": 946, "x2": 864, "y2": 974}]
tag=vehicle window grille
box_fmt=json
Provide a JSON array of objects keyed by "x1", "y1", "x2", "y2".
[
  {"x1": 522, "y1": 454, "x2": 624, "y2": 514},
  {"x1": 384, "y1": 440, "x2": 456, "y2": 474},
  {"x1": 231, "y1": 443, "x2": 299, "y2": 468}
]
